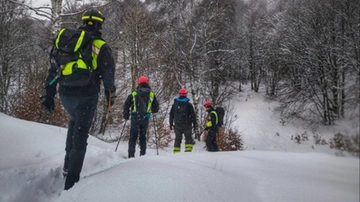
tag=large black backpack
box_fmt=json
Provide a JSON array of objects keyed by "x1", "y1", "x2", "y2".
[
  {"x1": 215, "y1": 106, "x2": 225, "y2": 127},
  {"x1": 132, "y1": 88, "x2": 153, "y2": 121},
  {"x1": 173, "y1": 101, "x2": 189, "y2": 124},
  {"x1": 49, "y1": 28, "x2": 94, "y2": 86}
]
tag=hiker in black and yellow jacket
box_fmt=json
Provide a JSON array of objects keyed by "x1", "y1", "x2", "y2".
[
  {"x1": 203, "y1": 101, "x2": 219, "y2": 152},
  {"x1": 41, "y1": 8, "x2": 116, "y2": 190},
  {"x1": 123, "y1": 76, "x2": 159, "y2": 158}
]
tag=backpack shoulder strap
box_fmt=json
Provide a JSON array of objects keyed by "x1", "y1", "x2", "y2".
[{"x1": 210, "y1": 110, "x2": 218, "y2": 125}]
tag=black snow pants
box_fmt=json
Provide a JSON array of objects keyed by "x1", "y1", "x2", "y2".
[
  {"x1": 206, "y1": 128, "x2": 219, "y2": 152},
  {"x1": 60, "y1": 93, "x2": 98, "y2": 190},
  {"x1": 174, "y1": 123, "x2": 194, "y2": 152},
  {"x1": 128, "y1": 118, "x2": 149, "y2": 158}
]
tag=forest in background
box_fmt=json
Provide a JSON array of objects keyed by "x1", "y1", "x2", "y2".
[{"x1": 1, "y1": 0, "x2": 359, "y2": 145}]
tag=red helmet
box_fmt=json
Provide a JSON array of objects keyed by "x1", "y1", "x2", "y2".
[
  {"x1": 179, "y1": 88, "x2": 187, "y2": 97},
  {"x1": 204, "y1": 101, "x2": 213, "y2": 108},
  {"x1": 138, "y1": 76, "x2": 149, "y2": 85}
]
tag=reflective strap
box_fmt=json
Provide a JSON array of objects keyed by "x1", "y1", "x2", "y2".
[
  {"x1": 55, "y1": 29, "x2": 85, "y2": 52},
  {"x1": 74, "y1": 31, "x2": 85, "y2": 52},
  {"x1": 147, "y1": 91, "x2": 154, "y2": 112},
  {"x1": 131, "y1": 91, "x2": 137, "y2": 112},
  {"x1": 81, "y1": 16, "x2": 104, "y2": 22},
  {"x1": 55, "y1": 28, "x2": 66, "y2": 50},
  {"x1": 211, "y1": 111, "x2": 218, "y2": 125},
  {"x1": 61, "y1": 59, "x2": 87, "y2": 75}
]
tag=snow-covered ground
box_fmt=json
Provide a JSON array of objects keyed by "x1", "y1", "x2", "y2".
[{"x1": 0, "y1": 86, "x2": 359, "y2": 202}]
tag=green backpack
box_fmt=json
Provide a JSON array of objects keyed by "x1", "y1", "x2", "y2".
[{"x1": 49, "y1": 28, "x2": 95, "y2": 86}]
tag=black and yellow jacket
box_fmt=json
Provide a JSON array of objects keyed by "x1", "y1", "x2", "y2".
[{"x1": 205, "y1": 107, "x2": 218, "y2": 131}]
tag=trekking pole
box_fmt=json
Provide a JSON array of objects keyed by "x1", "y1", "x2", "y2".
[
  {"x1": 107, "y1": 90, "x2": 112, "y2": 139},
  {"x1": 197, "y1": 129, "x2": 205, "y2": 141},
  {"x1": 152, "y1": 116, "x2": 159, "y2": 155},
  {"x1": 115, "y1": 120, "x2": 127, "y2": 152}
]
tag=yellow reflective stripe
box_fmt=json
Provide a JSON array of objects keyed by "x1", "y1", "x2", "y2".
[
  {"x1": 206, "y1": 111, "x2": 218, "y2": 127},
  {"x1": 211, "y1": 111, "x2": 218, "y2": 125},
  {"x1": 55, "y1": 28, "x2": 66, "y2": 49},
  {"x1": 147, "y1": 91, "x2": 154, "y2": 112},
  {"x1": 74, "y1": 31, "x2": 85, "y2": 52},
  {"x1": 61, "y1": 59, "x2": 87, "y2": 75},
  {"x1": 174, "y1": 147, "x2": 181, "y2": 153},
  {"x1": 91, "y1": 39, "x2": 105, "y2": 70},
  {"x1": 81, "y1": 16, "x2": 104, "y2": 22},
  {"x1": 185, "y1": 144, "x2": 193, "y2": 152},
  {"x1": 131, "y1": 91, "x2": 137, "y2": 112}
]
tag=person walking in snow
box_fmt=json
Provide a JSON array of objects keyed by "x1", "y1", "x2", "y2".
[
  {"x1": 123, "y1": 76, "x2": 159, "y2": 158},
  {"x1": 203, "y1": 101, "x2": 219, "y2": 152},
  {"x1": 41, "y1": 8, "x2": 116, "y2": 190},
  {"x1": 169, "y1": 88, "x2": 197, "y2": 153}
]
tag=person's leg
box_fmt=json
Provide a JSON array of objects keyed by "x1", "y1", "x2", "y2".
[
  {"x1": 63, "y1": 119, "x2": 75, "y2": 175},
  {"x1": 139, "y1": 119, "x2": 149, "y2": 156},
  {"x1": 206, "y1": 130, "x2": 216, "y2": 152},
  {"x1": 212, "y1": 128, "x2": 219, "y2": 151},
  {"x1": 60, "y1": 95, "x2": 77, "y2": 175},
  {"x1": 212, "y1": 134, "x2": 219, "y2": 152},
  {"x1": 61, "y1": 94, "x2": 98, "y2": 190},
  {"x1": 183, "y1": 126, "x2": 193, "y2": 152},
  {"x1": 128, "y1": 120, "x2": 139, "y2": 158},
  {"x1": 173, "y1": 125, "x2": 183, "y2": 153}
]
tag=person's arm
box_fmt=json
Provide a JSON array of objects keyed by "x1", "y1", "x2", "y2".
[
  {"x1": 97, "y1": 43, "x2": 115, "y2": 92},
  {"x1": 151, "y1": 94, "x2": 159, "y2": 113},
  {"x1": 122, "y1": 94, "x2": 133, "y2": 120},
  {"x1": 169, "y1": 102, "x2": 175, "y2": 129},
  {"x1": 189, "y1": 103, "x2": 197, "y2": 128}
]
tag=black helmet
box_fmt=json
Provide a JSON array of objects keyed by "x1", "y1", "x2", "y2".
[{"x1": 81, "y1": 8, "x2": 105, "y2": 23}]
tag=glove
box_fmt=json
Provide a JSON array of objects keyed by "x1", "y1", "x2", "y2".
[
  {"x1": 105, "y1": 89, "x2": 116, "y2": 108},
  {"x1": 144, "y1": 113, "x2": 151, "y2": 119},
  {"x1": 170, "y1": 125, "x2": 173, "y2": 130},
  {"x1": 40, "y1": 95, "x2": 55, "y2": 113}
]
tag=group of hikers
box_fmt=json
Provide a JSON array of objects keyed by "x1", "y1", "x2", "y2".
[{"x1": 40, "y1": 8, "x2": 220, "y2": 190}]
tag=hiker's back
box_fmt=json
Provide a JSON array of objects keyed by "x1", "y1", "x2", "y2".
[
  {"x1": 173, "y1": 99, "x2": 189, "y2": 124},
  {"x1": 51, "y1": 28, "x2": 96, "y2": 87},
  {"x1": 132, "y1": 87, "x2": 152, "y2": 121}
]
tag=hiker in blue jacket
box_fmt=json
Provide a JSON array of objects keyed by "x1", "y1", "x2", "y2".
[{"x1": 169, "y1": 88, "x2": 197, "y2": 153}]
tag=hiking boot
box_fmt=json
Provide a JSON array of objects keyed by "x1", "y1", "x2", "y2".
[{"x1": 64, "y1": 173, "x2": 79, "y2": 190}]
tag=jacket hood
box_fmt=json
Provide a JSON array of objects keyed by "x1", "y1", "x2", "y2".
[
  {"x1": 137, "y1": 83, "x2": 151, "y2": 89},
  {"x1": 79, "y1": 25, "x2": 102, "y2": 37},
  {"x1": 175, "y1": 97, "x2": 189, "y2": 102}
]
